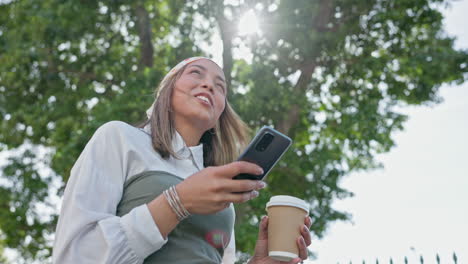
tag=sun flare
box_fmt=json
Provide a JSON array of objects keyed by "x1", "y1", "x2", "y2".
[{"x1": 238, "y1": 9, "x2": 261, "y2": 36}]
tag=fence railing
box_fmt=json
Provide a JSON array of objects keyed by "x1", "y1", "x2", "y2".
[{"x1": 337, "y1": 252, "x2": 459, "y2": 264}]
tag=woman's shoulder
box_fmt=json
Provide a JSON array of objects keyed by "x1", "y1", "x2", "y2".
[
  {"x1": 93, "y1": 120, "x2": 145, "y2": 141},
  {"x1": 98, "y1": 120, "x2": 135, "y2": 131}
]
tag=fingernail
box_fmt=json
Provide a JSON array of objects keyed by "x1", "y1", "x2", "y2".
[
  {"x1": 257, "y1": 181, "x2": 267, "y2": 189},
  {"x1": 300, "y1": 236, "x2": 306, "y2": 245},
  {"x1": 257, "y1": 167, "x2": 264, "y2": 175},
  {"x1": 303, "y1": 225, "x2": 308, "y2": 232},
  {"x1": 251, "y1": 190, "x2": 259, "y2": 198}
]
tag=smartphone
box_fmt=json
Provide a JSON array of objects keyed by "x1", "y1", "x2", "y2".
[{"x1": 233, "y1": 126, "x2": 292, "y2": 180}]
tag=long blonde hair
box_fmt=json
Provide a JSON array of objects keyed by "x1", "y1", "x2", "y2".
[{"x1": 139, "y1": 64, "x2": 250, "y2": 166}]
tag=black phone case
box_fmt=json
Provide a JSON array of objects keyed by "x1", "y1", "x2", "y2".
[{"x1": 233, "y1": 126, "x2": 292, "y2": 180}]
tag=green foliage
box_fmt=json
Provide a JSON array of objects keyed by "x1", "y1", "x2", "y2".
[
  {"x1": 0, "y1": 148, "x2": 53, "y2": 260},
  {"x1": 0, "y1": 0, "x2": 199, "y2": 261},
  {"x1": 0, "y1": 236, "x2": 10, "y2": 264},
  {"x1": 222, "y1": 0, "x2": 467, "y2": 255},
  {"x1": 0, "y1": 0, "x2": 467, "y2": 262}
]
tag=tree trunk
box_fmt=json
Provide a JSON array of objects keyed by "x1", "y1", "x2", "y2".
[
  {"x1": 134, "y1": 4, "x2": 154, "y2": 68},
  {"x1": 215, "y1": 11, "x2": 235, "y2": 94}
]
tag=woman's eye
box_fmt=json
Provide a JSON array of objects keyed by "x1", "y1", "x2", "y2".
[
  {"x1": 190, "y1": 70, "x2": 201, "y2": 75},
  {"x1": 217, "y1": 84, "x2": 226, "y2": 94}
]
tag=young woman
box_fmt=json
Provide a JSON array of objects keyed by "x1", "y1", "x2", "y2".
[{"x1": 52, "y1": 57, "x2": 312, "y2": 264}]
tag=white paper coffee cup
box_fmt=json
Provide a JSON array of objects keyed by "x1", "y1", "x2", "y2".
[{"x1": 266, "y1": 195, "x2": 309, "y2": 262}]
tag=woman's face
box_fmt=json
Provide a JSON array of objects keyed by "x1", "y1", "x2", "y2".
[{"x1": 171, "y1": 59, "x2": 227, "y2": 131}]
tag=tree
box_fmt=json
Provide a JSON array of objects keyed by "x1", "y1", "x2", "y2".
[
  {"x1": 199, "y1": 0, "x2": 467, "y2": 254},
  {"x1": 0, "y1": 0, "x2": 200, "y2": 261},
  {"x1": 0, "y1": 0, "x2": 467, "y2": 262}
]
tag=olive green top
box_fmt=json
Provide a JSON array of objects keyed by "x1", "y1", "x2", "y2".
[{"x1": 116, "y1": 171, "x2": 235, "y2": 263}]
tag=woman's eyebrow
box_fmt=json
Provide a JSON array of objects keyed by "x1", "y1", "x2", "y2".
[{"x1": 189, "y1": 64, "x2": 226, "y2": 84}]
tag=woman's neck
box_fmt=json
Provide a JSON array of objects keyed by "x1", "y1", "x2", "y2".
[{"x1": 174, "y1": 121, "x2": 205, "y2": 147}]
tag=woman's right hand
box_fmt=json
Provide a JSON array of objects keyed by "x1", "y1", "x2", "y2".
[{"x1": 176, "y1": 161, "x2": 267, "y2": 215}]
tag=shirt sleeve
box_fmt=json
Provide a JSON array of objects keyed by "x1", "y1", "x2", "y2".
[
  {"x1": 222, "y1": 228, "x2": 236, "y2": 264},
  {"x1": 52, "y1": 121, "x2": 167, "y2": 264}
]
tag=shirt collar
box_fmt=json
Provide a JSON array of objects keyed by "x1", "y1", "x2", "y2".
[
  {"x1": 143, "y1": 123, "x2": 204, "y2": 170},
  {"x1": 173, "y1": 130, "x2": 205, "y2": 171},
  {"x1": 189, "y1": 143, "x2": 204, "y2": 171},
  {"x1": 171, "y1": 130, "x2": 186, "y2": 153}
]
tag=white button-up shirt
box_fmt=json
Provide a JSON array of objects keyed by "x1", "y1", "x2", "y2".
[{"x1": 52, "y1": 121, "x2": 236, "y2": 263}]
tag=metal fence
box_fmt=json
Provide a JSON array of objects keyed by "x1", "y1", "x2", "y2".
[{"x1": 337, "y1": 252, "x2": 459, "y2": 264}]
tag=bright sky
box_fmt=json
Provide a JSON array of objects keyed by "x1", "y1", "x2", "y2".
[{"x1": 309, "y1": 1, "x2": 468, "y2": 263}]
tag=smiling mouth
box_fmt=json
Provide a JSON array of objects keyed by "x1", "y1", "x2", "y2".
[{"x1": 195, "y1": 95, "x2": 212, "y2": 106}]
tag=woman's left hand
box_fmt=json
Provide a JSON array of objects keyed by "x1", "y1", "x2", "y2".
[{"x1": 248, "y1": 215, "x2": 312, "y2": 264}]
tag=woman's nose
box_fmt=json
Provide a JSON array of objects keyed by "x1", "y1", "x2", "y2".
[{"x1": 201, "y1": 80, "x2": 214, "y2": 93}]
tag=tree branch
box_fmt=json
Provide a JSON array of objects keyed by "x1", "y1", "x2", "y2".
[
  {"x1": 277, "y1": 62, "x2": 316, "y2": 134},
  {"x1": 277, "y1": 0, "x2": 334, "y2": 134},
  {"x1": 315, "y1": 0, "x2": 334, "y2": 32}
]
